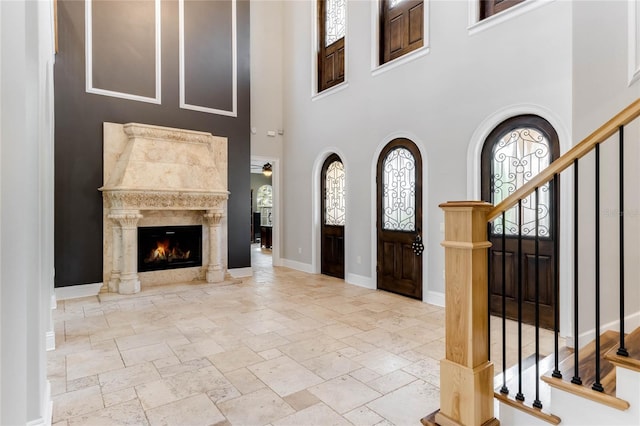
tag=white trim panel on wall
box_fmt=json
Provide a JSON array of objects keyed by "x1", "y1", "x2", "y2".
[
  {"x1": 85, "y1": 0, "x2": 162, "y2": 104},
  {"x1": 629, "y1": 0, "x2": 640, "y2": 86},
  {"x1": 179, "y1": 0, "x2": 237, "y2": 117}
]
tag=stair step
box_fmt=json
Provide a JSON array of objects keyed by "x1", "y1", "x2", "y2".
[
  {"x1": 541, "y1": 330, "x2": 630, "y2": 411},
  {"x1": 493, "y1": 348, "x2": 571, "y2": 425},
  {"x1": 604, "y1": 326, "x2": 640, "y2": 373}
]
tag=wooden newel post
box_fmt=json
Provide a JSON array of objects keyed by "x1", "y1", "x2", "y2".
[{"x1": 435, "y1": 201, "x2": 498, "y2": 426}]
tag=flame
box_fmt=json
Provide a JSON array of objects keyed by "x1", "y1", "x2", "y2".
[{"x1": 144, "y1": 239, "x2": 191, "y2": 263}]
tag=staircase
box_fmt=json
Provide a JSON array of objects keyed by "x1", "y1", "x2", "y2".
[
  {"x1": 496, "y1": 327, "x2": 640, "y2": 425},
  {"x1": 423, "y1": 99, "x2": 640, "y2": 426}
]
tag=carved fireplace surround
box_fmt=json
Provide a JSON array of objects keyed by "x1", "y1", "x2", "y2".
[{"x1": 100, "y1": 123, "x2": 229, "y2": 294}]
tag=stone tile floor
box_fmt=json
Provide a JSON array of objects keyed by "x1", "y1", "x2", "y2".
[{"x1": 49, "y1": 245, "x2": 553, "y2": 425}]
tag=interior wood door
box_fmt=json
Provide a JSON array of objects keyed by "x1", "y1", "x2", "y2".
[
  {"x1": 376, "y1": 139, "x2": 422, "y2": 299},
  {"x1": 321, "y1": 154, "x2": 345, "y2": 279},
  {"x1": 481, "y1": 115, "x2": 560, "y2": 329}
]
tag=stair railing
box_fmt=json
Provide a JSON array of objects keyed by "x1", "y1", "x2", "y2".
[{"x1": 432, "y1": 99, "x2": 640, "y2": 425}]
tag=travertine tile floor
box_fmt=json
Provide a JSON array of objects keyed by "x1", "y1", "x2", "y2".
[{"x1": 49, "y1": 245, "x2": 553, "y2": 425}]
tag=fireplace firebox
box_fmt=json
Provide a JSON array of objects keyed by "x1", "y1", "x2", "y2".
[{"x1": 138, "y1": 225, "x2": 203, "y2": 272}]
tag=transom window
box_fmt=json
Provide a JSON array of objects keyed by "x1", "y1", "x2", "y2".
[{"x1": 382, "y1": 147, "x2": 416, "y2": 231}]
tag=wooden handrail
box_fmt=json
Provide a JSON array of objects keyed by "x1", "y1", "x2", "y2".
[{"x1": 488, "y1": 98, "x2": 640, "y2": 222}]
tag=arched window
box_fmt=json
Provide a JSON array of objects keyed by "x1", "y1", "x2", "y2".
[
  {"x1": 481, "y1": 114, "x2": 560, "y2": 329},
  {"x1": 376, "y1": 138, "x2": 422, "y2": 299},
  {"x1": 321, "y1": 154, "x2": 345, "y2": 278},
  {"x1": 323, "y1": 158, "x2": 346, "y2": 226}
]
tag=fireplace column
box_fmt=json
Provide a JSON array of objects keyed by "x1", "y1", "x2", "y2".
[
  {"x1": 109, "y1": 210, "x2": 143, "y2": 294},
  {"x1": 204, "y1": 209, "x2": 225, "y2": 283}
]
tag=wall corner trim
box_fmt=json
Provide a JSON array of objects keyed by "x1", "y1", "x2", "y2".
[{"x1": 425, "y1": 290, "x2": 445, "y2": 307}]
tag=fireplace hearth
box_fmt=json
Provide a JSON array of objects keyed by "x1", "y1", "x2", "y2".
[{"x1": 138, "y1": 225, "x2": 202, "y2": 272}]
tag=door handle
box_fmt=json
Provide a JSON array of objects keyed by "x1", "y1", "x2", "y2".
[{"x1": 412, "y1": 234, "x2": 424, "y2": 256}]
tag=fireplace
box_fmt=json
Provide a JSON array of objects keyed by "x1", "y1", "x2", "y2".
[
  {"x1": 138, "y1": 225, "x2": 202, "y2": 272},
  {"x1": 101, "y1": 122, "x2": 229, "y2": 294}
]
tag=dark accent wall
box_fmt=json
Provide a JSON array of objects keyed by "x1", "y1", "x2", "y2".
[{"x1": 54, "y1": 0, "x2": 250, "y2": 287}]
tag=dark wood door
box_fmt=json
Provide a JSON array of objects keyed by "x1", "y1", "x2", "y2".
[
  {"x1": 481, "y1": 115, "x2": 560, "y2": 329},
  {"x1": 321, "y1": 154, "x2": 345, "y2": 279},
  {"x1": 377, "y1": 139, "x2": 422, "y2": 299}
]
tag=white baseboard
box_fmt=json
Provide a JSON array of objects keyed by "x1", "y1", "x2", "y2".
[
  {"x1": 228, "y1": 267, "x2": 253, "y2": 278},
  {"x1": 566, "y1": 310, "x2": 640, "y2": 349},
  {"x1": 46, "y1": 331, "x2": 55, "y2": 351},
  {"x1": 54, "y1": 282, "x2": 102, "y2": 300},
  {"x1": 346, "y1": 273, "x2": 375, "y2": 289},
  {"x1": 26, "y1": 380, "x2": 51, "y2": 426},
  {"x1": 425, "y1": 291, "x2": 445, "y2": 307},
  {"x1": 281, "y1": 258, "x2": 315, "y2": 274}
]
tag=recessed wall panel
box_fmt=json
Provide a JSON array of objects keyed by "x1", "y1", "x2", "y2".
[
  {"x1": 181, "y1": 0, "x2": 236, "y2": 116},
  {"x1": 87, "y1": 0, "x2": 160, "y2": 102}
]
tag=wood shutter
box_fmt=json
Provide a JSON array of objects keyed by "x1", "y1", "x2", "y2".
[
  {"x1": 479, "y1": 0, "x2": 526, "y2": 20},
  {"x1": 318, "y1": 0, "x2": 345, "y2": 92},
  {"x1": 380, "y1": 0, "x2": 424, "y2": 65}
]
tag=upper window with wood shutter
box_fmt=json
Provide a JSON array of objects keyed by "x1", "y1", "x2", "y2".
[
  {"x1": 379, "y1": 0, "x2": 424, "y2": 65},
  {"x1": 318, "y1": 0, "x2": 346, "y2": 92},
  {"x1": 479, "y1": 0, "x2": 526, "y2": 20}
]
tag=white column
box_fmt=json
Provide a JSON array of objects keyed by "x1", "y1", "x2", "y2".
[
  {"x1": 107, "y1": 223, "x2": 122, "y2": 292},
  {"x1": 204, "y1": 209, "x2": 225, "y2": 282},
  {"x1": 109, "y1": 210, "x2": 142, "y2": 294}
]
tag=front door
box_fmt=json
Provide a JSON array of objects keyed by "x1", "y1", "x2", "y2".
[
  {"x1": 321, "y1": 154, "x2": 345, "y2": 278},
  {"x1": 376, "y1": 139, "x2": 423, "y2": 299},
  {"x1": 481, "y1": 115, "x2": 560, "y2": 329}
]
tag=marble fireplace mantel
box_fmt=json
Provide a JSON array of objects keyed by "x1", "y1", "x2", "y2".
[{"x1": 100, "y1": 123, "x2": 229, "y2": 294}]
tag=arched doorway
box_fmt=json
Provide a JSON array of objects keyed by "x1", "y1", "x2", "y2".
[
  {"x1": 481, "y1": 115, "x2": 560, "y2": 328},
  {"x1": 321, "y1": 154, "x2": 345, "y2": 278},
  {"x1": 376, "y1": 138, "x2": 423, "y2": 299}
]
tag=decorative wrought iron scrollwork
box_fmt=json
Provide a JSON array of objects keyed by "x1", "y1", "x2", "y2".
[
  {"x1": 491, "y1": 127, "x2": 551, "y2": 237},
  {"x1": 325, "y1": 0, "x2": 346, "y2": 46},
  {"x1": 324, "y1": 160, "x2": 345, "y2": 226},
  {"x1": 383, "y1": 147, "x2": 416, "y2": 231}
]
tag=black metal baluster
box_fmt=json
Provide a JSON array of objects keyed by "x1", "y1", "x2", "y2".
[
  {"x1": 572, "y1": 160, "x2": 582, "y2": 385},
  {"x1": 533, "y1": 188, "x2": 542, "y2": 409},
  {"x1": 516, "y1": 199, "x2": 525, "y2": 402},
  {"x1": 488, "y1": 221, "x2": 492, "y2": 361},
  {"x1": 617, "y1": 125, "x2": 629, "y2": 357},
  {"x1": 500, "y1": 211, "x2": 508, "y2": 395},
  {"x1": 552, "y1": 174, "x2": 562, "y2": 378},
  {"x1": 593, "y1": 143, "x2": 604, "y2": 393}
]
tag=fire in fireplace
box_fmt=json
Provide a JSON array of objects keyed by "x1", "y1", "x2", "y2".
[{"x1": 138, "y1": 225, "x2": 203, "y2": 272}]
